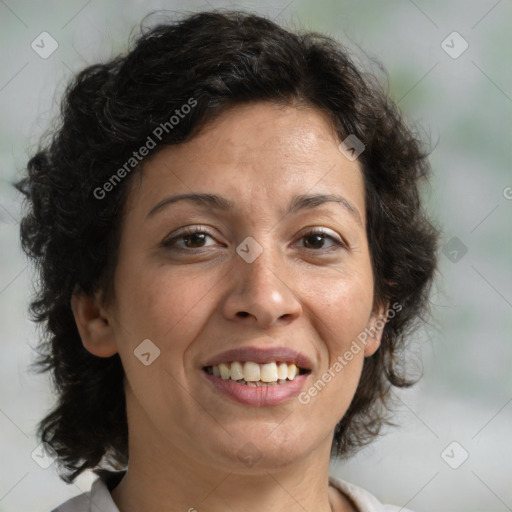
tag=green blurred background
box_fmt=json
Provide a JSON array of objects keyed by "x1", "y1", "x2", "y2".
[{"x1": 1, "y1": 1, "x2": 511, "y2": 511}]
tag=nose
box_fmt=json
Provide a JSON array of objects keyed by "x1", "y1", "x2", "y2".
[{"x1": 221, "y1": 245, "x2": 303, "y2": 328}]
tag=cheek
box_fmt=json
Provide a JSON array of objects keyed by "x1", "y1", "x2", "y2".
[
  {"x1": 113, "y1": 260, "x2": 223, "y2": 351},
  {"x1": 112, "y1": 264, "x2": 223, "y2": 412},
  {"x1": 304, "y1": 268, "x2": 374, "y2": 354},
  {"x1": 292, "y1": 269, "x2": 373, "y2": 417}
]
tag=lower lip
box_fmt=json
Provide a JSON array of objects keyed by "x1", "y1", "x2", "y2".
[{"x1": 202, "y1": 370, "x2": 310, "y2": 407}]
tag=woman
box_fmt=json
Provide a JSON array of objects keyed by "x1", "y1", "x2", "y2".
[{"x1": 17, "y1": 10, "x2": 439, "y2": 512}]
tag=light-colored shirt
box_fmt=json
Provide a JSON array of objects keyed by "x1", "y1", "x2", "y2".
[{"x1": 50, "y1": 472, "x2": 415, "y2": 512}]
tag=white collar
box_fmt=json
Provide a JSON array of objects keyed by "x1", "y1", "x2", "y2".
[{"x1": 54, "y1": 472, "x2": 413, "y2": 512}]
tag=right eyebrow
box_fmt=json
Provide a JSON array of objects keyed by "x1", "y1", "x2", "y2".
[{"x1": 146, "y1": 193, "x2": 233, "y2": 219}]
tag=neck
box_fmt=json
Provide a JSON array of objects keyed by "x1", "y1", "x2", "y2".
[{"x1": 112, "y1": 447, "x2": 339, "y2": 512}]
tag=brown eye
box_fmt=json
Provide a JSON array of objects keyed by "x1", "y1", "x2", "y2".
[
  {"x1": 297, "y1": 229, "x2": 346, "y2": 251},
  {"x1": 181, "y1": 232, "x2": 209, "y2": 248},
  {"x1": 163, "y1": 227, "x2": 217, "y2": 251}
]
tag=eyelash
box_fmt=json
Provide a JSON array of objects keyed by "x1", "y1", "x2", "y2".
[{"x1": 162, "y1": 226, "x2": 347, "y2": 252}]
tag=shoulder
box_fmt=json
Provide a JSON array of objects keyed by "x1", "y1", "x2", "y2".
[
  {"x1": 49, "y1": 491, "x2": 91, "y2": 512},
  {"x1": 51, "y1": 493, "x2": 89, "y2": 512},
  {"x1": 328, "y1": 475, "x2": 416, "y2": 512},
  {"x1": 49, "y1": 471, "x2": 124, "y2": 512}
]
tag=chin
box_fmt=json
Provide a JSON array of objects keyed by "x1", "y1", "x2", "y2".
[{"x1": 203, "y1": 430, "x2": 311, "y2": 472}]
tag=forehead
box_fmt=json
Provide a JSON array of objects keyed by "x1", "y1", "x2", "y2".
[
  {"x1": 127, "y1": 102, "x2": 365, "y2": 220},
  {"x1": 184, "y1": 102, "x2": 349, "y2": 172}
]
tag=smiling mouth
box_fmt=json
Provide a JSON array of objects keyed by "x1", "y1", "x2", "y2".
[{"x1": 203, "y1": 361, "x2": 311, "y2": 386}]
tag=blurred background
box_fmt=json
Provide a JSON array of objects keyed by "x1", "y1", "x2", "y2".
[{"x1": 0, "y1": 1, "x2": 511, "y2": 511}]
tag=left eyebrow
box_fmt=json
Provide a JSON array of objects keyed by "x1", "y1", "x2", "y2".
[
  {"x1": 287, "y1": 193, "x2": 362, "y2": 226},
  {"x1": 146, "y1": 192, "x2": 362, "y2": 226}
]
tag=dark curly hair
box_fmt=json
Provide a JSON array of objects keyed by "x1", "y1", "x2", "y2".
[{"x1": 16, "y1": 10, "x2": 439, "y2": 483}]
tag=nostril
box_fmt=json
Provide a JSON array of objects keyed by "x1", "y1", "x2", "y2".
[{"x1": 237, "y1": 312, "x2": 250, "y2": 318}]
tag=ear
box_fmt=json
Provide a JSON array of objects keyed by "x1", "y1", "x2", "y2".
[
  {"x1": 71, "y1": 289, "x2": 118, "y2": 357},
  {"x1": 363, "y1": 301, "x2": 389, "y2": 357}
]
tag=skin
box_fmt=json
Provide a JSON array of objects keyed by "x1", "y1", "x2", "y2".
[{"x1": 72, "y1": 102, "x2": 387, "y2": 512}]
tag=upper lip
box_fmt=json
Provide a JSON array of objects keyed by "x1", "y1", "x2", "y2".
[{"x1": 202, "y1": 346, "x2": 313, "y2": 370}]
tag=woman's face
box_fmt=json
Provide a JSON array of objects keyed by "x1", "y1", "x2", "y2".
[{"x1": 92, "y1": 102, "x2": 385, "y2": 472}]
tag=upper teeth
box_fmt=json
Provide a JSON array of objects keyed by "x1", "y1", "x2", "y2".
[{"x1": 211, "y1": 361, "x2": 300, "y2": 382}]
